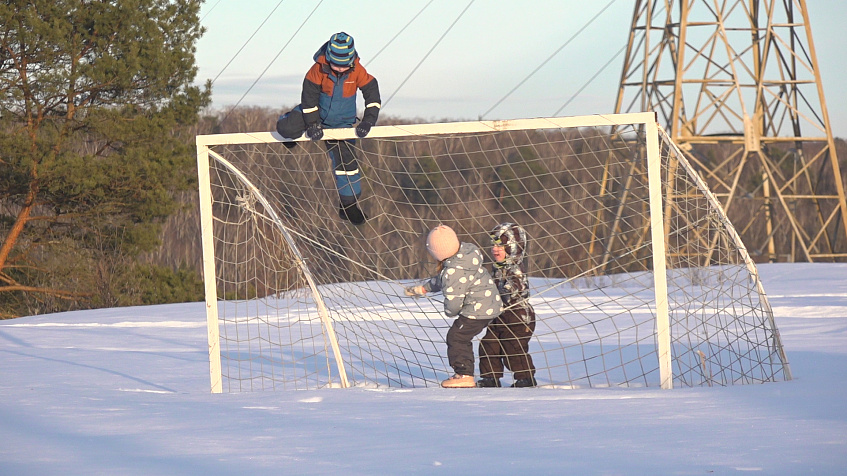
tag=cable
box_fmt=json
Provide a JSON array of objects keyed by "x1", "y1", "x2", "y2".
[
  {"x1": 200, "y1": 0, "x2": 224, "y2": 23},
  {"x1": 480, "y1": 0, "x2": 619, "y2": 119},
  {"x1": 382, "y1": 0, "x2": 475, "y2": 109},
  {"x1": 552, "y1": 43, "x2": 627, "y2": 116},
  {"x1": 211, "y1": 0, "x2": 288, "y2": 85},
  {"x1": 364, "y1": 0, "x2": 437, "y2": 67},
  {"x1": 218, "y1": 1, "x2": 324, "y2": 125}
]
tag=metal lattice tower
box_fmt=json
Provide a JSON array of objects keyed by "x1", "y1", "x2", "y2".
[{"x1": 615, "y1": 0, "x2": 847, "y2": 262}]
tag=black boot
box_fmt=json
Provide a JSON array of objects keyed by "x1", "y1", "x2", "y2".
[
  {"x1": 339, "y1": 202, "x2": 367, "y2": 225},
  {"x1": 511, "y1": 377, "x2": 537, "y2": 388},
  {"x1": 477, "y1": 377, "x2": 501, "y2": 388}
]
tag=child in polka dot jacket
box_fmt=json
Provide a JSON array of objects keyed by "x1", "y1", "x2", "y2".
[{"x1": 405, "y1": 225, "x2": 503, "y2": 388}]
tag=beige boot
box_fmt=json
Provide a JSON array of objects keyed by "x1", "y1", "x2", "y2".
[{"x1": 441, "y1": 374, "x2": 475, "y2": 388}]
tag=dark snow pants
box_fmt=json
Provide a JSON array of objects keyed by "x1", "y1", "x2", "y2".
[
  {"x1": 276, "y1": 107, "x2": 362, "y2": 206},
  {"x1": 446, "y1": 315, "x2": 493, "y2": 376},
  {"x1": 478, "y1": 307, "x2": 536, "y2": 380}
]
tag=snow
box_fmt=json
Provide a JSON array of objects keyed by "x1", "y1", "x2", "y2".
[{"x1": 1, "y1": 263, "x2": 846, "y2": 475}]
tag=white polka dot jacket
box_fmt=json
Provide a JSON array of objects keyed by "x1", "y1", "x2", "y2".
[{"x1": 423, "y1": 242, "x2": 503, "y2": 320}]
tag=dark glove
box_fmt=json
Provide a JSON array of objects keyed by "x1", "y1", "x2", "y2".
[
  {"x1": 306, "y1": 123, "x2": 324, "y2": 141},
  {"x1": 355, "y1": 121, "x2": 373, "y2": 138}
]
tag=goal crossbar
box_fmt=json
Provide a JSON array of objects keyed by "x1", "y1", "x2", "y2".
[{"x1": 196, "y1": 112, "x2": 658, "y2": 146}]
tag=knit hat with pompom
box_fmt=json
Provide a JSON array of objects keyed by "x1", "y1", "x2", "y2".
[{"x1": 426, "y1": 225, "x2": 460, "y2": 261}]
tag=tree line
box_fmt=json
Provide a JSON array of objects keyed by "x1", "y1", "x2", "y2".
[
  {"x1": 178, "y1": 110, "x2": 847, "y2": 303},
  {"x1": 2, "y1": 3, "x2": 845, "y2": 318}
]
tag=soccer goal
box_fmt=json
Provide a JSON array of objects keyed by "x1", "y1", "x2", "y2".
[{"x1": 195, "y1": 111, "x2": 791, "y2": 393}]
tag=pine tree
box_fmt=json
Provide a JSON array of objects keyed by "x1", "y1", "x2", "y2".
[{"x1": 0, "y1": 0, "x2": 211, "y2": 317}]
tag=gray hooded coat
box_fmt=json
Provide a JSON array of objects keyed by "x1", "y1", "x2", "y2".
[{"x1": 423, "y1": 242, "x2": 503, "y2": 320}]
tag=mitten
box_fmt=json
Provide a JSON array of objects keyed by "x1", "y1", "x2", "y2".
[
  {"x1": 306, "y1": 123, "x2": 324, "y2": 141},
  {"x1": 355, "y1": 120, "x2": 373, "y2": 138},
  {"x1": 404, "y1": 285, "x2": 427, "y2": 297}
]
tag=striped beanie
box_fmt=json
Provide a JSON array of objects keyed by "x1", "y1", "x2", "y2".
[{"x1": 326, "y1": 32, "x2": 356, "y2": 66}]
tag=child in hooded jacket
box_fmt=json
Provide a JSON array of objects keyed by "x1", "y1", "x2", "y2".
[
  {"x1": 478, "y1": 222, "x2": 537, "y2": 388},
  {"x1": 405, "y1": 225, "x2": 502, "y2": 388},
  {"x1": 275, "y1": 32, "x2": 381, "y2": 225}
]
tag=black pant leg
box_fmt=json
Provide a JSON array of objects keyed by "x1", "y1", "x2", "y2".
[
  {"x1": 499, "y1": 309, "x2": 536, "y2": 380},
  {"x1": 275, "y1": 106, "x2": 306, "y2": 139},
  {"x1": 478, "y1": 323, "x2": 505, "y2": 378},
  {"x1": 446, "y1": 315, "x2": 491, "y2": 376}
]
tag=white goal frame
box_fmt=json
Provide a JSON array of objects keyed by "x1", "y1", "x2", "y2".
[{"x1": 196, "y1": 111, "x2": 790, "y2": 393}]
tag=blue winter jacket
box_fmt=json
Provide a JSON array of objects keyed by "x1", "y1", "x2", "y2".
[{"x1": 300, "y1": 43, "x2": 381, "y2": 129}]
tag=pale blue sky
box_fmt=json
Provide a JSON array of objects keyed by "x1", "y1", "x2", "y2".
[{"x1": 194, "y1": 0, "x2": 847, "y2": 138}]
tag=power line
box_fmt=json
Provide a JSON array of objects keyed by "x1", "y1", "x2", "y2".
[
  {"x1": 211, "y1": 0, "x2": 288, "y2": 85},
  {"x1": 364, "y1": 0, "x2": 437, "y2": 67},
  {"x1": 383, "y1": 0, "x2": 475, "y2": 109},
  {"x1": 552, "y1": 43, "x2": 627, "y2": 116},
  {"x1": 200, "y1": 0, "x2": 224, "y2": 22},
  {"x1": 480, "y1": 0, "x2": 619, "y2": 119},
  {"x1": 219, "y1": 1, "x2": 324, "y2": 125}
]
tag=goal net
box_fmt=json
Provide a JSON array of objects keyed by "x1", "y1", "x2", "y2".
[{"x1": 196, "y1": 112, "x2": 791, "y2": 393}]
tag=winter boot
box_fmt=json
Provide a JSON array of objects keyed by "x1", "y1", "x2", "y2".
[
  {"x1": 441, "y1": 374, "x2": 475, "y2": 388},
  {"x1": 510, "y1": 377, "x2": 537, "y2": 388},
  {"x1": 339, "y1": 202, "x2": 367, "y2": 225},
  {"x1": 477, "y1": 377, "x2": 501, "y2": 388}
]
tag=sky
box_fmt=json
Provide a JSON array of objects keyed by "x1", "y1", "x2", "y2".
[
  {"x1": 1, "y1": 262, "x2": 846, "y2": 475},
  {"x1": 193, "y1": 0, "x2": 847, "y2": 138}
]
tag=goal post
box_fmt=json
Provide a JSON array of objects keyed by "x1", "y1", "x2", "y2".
[
  {"x1": 196, "y1": 111, "x2": 791, "y2": 392},
  {"x1": 644, "y1": 119, "x2": 673, "y2": 389},
  {"x1": 196, "y1": 142, "x2": 222, "y2": 393}
]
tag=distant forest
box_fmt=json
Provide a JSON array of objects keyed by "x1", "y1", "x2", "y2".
[
  {"x1": 152, "y1": 106, "x2": 847, "y2": 292},
  {"x1": 7, "y1": 105, "x2": 842, "y2": 317}
]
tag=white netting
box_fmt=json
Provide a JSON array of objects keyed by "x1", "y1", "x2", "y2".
[{"x1": 197, "y1": 115, "x2": 790, "y2": 392}]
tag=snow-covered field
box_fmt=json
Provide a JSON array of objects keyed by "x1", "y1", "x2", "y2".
[{"x1": 1, "y1": 263, "x2": 845, "y2": 475}]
